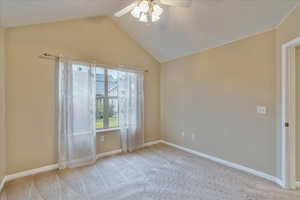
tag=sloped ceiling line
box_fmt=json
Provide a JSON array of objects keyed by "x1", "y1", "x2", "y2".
[{"x1": 1, "y1": 0, "x2": 300, "y2": 62}]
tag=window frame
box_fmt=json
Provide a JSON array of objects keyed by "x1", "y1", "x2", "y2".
[{"x1": 96, "y1": 68, "x2": 120, "y2": 132}]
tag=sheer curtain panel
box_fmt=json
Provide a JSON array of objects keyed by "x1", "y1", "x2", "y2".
[
  {"x1": 118, "y1": 71, "x2": 145, "y2": 152},
  {"x1": 57, "y1": 57, "x2": 97, "y2": 169}
]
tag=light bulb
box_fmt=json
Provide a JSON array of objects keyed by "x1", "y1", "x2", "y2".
[
  {"x1": 131, "y1": 6, "x2": 141, "y2": 18},
  {"x1": 139, "y1": 0, "x2": 149, "y2": 13},
  {"x1": 139, "y1": 13, "x2": 148, "y2": 23},
  {"x1": 152, "y1": 14, "x2": 160, "y2": 22},
  {"x1": 153, "y1": 4, "x2": 163, "y2": 16}
]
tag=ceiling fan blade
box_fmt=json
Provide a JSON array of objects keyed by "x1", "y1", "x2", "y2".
[
  {"x1": 159, "y1": 0, "x2": 192, "y2": 7},
  {"x1": 114, "y1": 1, "x2": 138, "y2": 17}
]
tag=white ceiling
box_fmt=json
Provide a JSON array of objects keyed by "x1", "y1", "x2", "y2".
[
  {"x1": 0, "y1": 0, "x2": 121, "y2": 27},
  {"x1": 1, "y1": 0, "x2": 300, "y2": 62}
]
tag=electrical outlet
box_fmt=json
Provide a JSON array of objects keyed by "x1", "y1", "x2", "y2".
[
  {"x1": 256, "y1": 105, "x2": 267, "y2": 115},
  {"x1": 100, "y1": 136, "x2": 105, "y2": 142},
  {"x1": 181, "y1": 131, "x2": 185, "y2": 137}
]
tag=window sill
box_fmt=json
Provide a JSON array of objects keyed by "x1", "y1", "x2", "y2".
[{"x1": 96, "y1": 128, "x2": 120, "y2": 134}]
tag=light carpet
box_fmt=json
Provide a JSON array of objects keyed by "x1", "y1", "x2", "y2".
[{"x1": 1, "y1": 143, "x2": 300, "y2": 200}]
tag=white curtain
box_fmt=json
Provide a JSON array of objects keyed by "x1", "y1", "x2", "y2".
[
  {"x1": 57, "y1": 57, "x2": 97, "y2": 169},
  {"x1": 118, "y1": 70, "x2": 145, "y2": 152}
]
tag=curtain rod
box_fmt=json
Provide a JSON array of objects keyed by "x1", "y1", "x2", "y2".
[{"x1": 38, "y1": 53, "x2": 149, "y2": 73}]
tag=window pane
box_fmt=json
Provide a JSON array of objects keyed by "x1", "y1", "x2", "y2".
[
  {"x1": 96, "y1": 68, "x2": 120, "y2": 130},
  {"x1": 108, "y1": 98, "x2": 119, "y2": 128},
  {"x1": 96, "y1": 97, "x2": 104, "y2": 129},
  {"x1": 96, "y1": 68, "x2": 105, "y2": 97},
  {"x1": 108, "y1": 69, "x2": 118, "y2": 97},
  {"x1": 96, "y1": 68, "x2": 105, "y2": 129}
]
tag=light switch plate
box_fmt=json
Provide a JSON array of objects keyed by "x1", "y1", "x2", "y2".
[{"x1": 256, "y1": 106, "x2": 267, "y2": 115}]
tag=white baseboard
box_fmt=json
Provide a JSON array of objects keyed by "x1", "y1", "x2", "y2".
[
  {"x1": 0, "y1": 139, "x2": 284, "y2": 192},
  {"x1": 6, "y1": 164, "x2": 59, "y2": 182},
  {"x1": 4, "y1": 151, "x2": 123, "y2": 185},
  {"x1": 143, "y1": 140, "x2": 163, "y2": 147},
  {"x1": 96, "y1": 140, "x2": 162, "y2": 159},
  {"x1": 0, "y1": 140, "x2": 162, "y2": 191},
  {"x1": 160, "y1": 140, "x2": 281, "y2": 186},
  {"x1": 0, "y1": 176, "x2": 7, "y2": 193},
  {"x1": 274, "y1": 177, "x2": 284, "y2": 187},
  {"x1": 96, "y1": 149, "x2": 122, "y2": 159}
]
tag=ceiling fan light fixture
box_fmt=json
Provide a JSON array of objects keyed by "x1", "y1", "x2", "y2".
[
  {"x1": 139, "y1": 0, "x2": 150, "y2": 13},
  {"x1": 151, "y1": 14, "x2": 160, "y2": 22},
  {"x1": 131, "y1": 6, "x2": 141, "y2": 18},
  {"x1": 153, "y1": 4, "x2": 163, "y2": 16},
  {"x1": 139, "y1": 13, "x2": 148, "y2": 23},
  {"x1": 114, "y1": 0, "x2": 192, "y2": 24}
]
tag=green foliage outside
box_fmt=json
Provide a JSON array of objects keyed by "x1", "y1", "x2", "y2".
[
  {"x1": 96, "y1": 97, "x2": 119, "y2": 129},
  {"x1": 96, "y1": 117, "x2": 118, "y2": 129}
]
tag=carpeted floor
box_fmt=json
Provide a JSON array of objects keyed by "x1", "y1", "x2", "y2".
[{"x1": 1, "y1": 143, "x2": 300, "y2": 200}]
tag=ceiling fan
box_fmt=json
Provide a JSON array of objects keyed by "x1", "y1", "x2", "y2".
[{"x1": 114, "y1": 0, "x2": 192, "y2": 23}]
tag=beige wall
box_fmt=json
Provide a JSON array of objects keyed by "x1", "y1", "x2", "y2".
[
  {"x1": 161, "y1": 30, "x2": 277, "y2": 175},
  {"x1": 5, "y1": 17, "x2": 161, "y2": 174},
  {"x1": 296, "y1": 46, "x2": 300, "y2": 180},
  {"x1": 3, "y1": 2, "x2": 300, "y2": 179},
  {"x1": 0, "y1": 27, "x2": 6, "y2": 182},
  {"x1": 276, "y1": 4, "x2": 300, "y2": 179}
]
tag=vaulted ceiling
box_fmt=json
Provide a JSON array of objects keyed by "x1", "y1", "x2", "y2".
[{"x1": 1, "y1": 0, "x2": 299, "y2": 62}]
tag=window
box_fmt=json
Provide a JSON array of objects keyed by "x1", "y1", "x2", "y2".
[{"x1": 96, "y1": 68, "x2": 119, "y2": 130}]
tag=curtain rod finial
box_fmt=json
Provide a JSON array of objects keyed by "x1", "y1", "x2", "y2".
[{"x1": 42, "y1": 53, "x2": 50, "y2": 56}]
